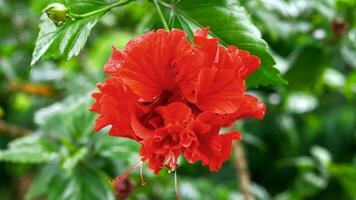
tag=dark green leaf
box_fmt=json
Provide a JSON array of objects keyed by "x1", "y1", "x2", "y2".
[
  {"x1": 328, "y1": 164, "x2": 356, "y2": 199},
  {"x1": 284, "y1": 48, "x2": 327, "y2": 90},
  {"x1": 276, "y1": 156, "x2": 316, "y2": 171},
  {"x1": 172, "y1": 0, "x2": 286, "y2": 87}
]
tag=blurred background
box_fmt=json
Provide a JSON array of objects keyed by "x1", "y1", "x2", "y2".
[{"x1": 0, "y1": 0, "x2": 355, "y2": 199}]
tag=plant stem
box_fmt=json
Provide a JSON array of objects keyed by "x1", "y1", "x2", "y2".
[
  {"x1": 234, "y1": 141, "x2": 255, "y2": 200},
  {"x1": 69, "y1": 0, "x2": 133, "y2": 19},
  {"x1": 0, "y1": 120, "x2": 28, "y2": 138},
  {"x1": 153, "y1": 0, "x2": 169, "y2": 30}
]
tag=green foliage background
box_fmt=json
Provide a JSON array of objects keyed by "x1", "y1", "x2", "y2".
[{"x1": 0, "y1": 0, "x2": 355, "y2": 199}]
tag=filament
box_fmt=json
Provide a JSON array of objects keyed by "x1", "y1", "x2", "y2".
[
  {"x1": 108, "y1": 160, "x2": 142, "y2": 185},
  {"x1": 140, "y1": 162, "x2": 146, "y2": 186},
  {"x1": 175, "y1": 169, "x2": 181, "y2": 200}
]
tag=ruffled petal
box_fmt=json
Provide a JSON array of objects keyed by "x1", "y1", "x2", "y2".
[
  {"x1": 194, "y1": 68, "x2": 243, "y2": 114},
  {"x1": 184, "y1": 112, "x2": 240, "y2": 171},
  {"x1": 119, "y1": 29, "x2": 191, "y2": 101},
  {"x1": 227, "y1": 46, "x2": 261, "y2": 79},
  {"x1": 90, "y1": 77, "x2": 139, "y2": 140},
  {"x1": 155, "y1": 102, "x2": 192, "y2": 126},
  {"x1": 103, "y1": 46, "x2": 126, "y2": 76},
  {"x1": 140, "y1": 125, "x2": 186, "y2": 174},
  {"x1": 193, "y1": 27, "x2": 219, "y2": 67},
  {"x1": 173, "y1": 47, "x2": 205, "y2": 102},
  {"x1": 224, "y1": 94, "x2": 266, "y2": 127},
  {"x1": 219, "y1": 130, "x2": 241, "y2": 162}
]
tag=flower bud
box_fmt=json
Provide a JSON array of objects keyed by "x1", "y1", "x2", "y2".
[
  {"x1": 332, "y1": 19, "x2": 348, "y2": 36},
  {"x1": 44, "y1": 3, "x2": 68, "y2": 26}
]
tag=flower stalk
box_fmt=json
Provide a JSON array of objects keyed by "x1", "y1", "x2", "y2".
[
  {"x1": 68, "y1": 0, "x2": 133, "y2": 19},
  {"x1": 234, "y1": 141, "x2": 255, "y2": 200}
]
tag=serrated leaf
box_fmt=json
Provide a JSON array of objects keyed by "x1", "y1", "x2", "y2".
[
  {"x1": 46, "y1": 168, "x2": 114, "y2": 200},
  {"x1": 80, "y1": 168, "x2": 115, "y2": 200},
  {"x1": 8, "y1": 132, "x2": 45, "y2": 149},
  {"x1": 62, "y1": 147, "x2": 88, "y2": 170},
  {"x1": 34, "y1": 94, "x2": 95, "y2": 140},
  {"x1": 31, "y1": 12, "x2": 103, "y2": 65},
  {"x1": 172, "y1": 0, "x2": 286, "y2": 87},
  {"x1": 0, "y1": 149, "x2": 57, "y2": 163},
  {"x1": 46, "y1": 171, "x2": 74, "y2": 200},
  {"x1": 0, "y1": 133, "x2": 58, "y2": 164},
  {"x1": 95, "y1": 134, "x2": 139, "y2": 160},
  {"x1": 25, "y1": 162, "x2": 60, "y2": 200}
]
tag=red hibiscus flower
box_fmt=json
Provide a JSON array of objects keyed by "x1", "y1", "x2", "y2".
[{"x1": 90, "y1": 27, "x2": 265, "y2": 175}]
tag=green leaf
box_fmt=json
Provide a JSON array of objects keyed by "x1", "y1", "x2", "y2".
[
  {"x1": 46, "y1": 168, "x2": 114, "y2": 200},
  {"x1": 65, "y1": 0, "x2": 107, "y2": 14},
  {"x1": 343, "y1": 72, "x2": 356, "y2": 100},
  {"x1": 284, "y1": 47, "x2": 327, "y2": 90},
  {"x1": 25, "y1": 162, "x2": 60, "y2": 200},
  {"x1": 243, "y1": 133, "x2": 267, "y2": 152},
  {"x1": 328, "y1": 164, "x2": 356, "y2": 199},
  {"x1": 62, "y1": 147, "x2": 89, "y2": 170},
  {"x1": 341, "y1": 44, "x2": 356, "y2": 69},
  {"x1": 0, "y1": 149, "x2": 57, "y2": 164},
  {"x1": 276, "y1": 156, "x2": 316, "y2": 171},
  {"x1": 79, "y1": 168, "x2": 115, "y2": 200},
  {"x1": 311, "y1": 146, "x2": 332, "y2": 167},
  {"x1": 31, "y1": 12, "x2": 103, "y2": 65},
  {"x1": 0, "y1": 133, "x2": 58, "y2": 164},
  {"x1": 95, "y1": 133, "x2": 139, "y2": 161},
  {"x1": 46, "y1": 171, "x2": 76, "y2": 200},
  {"x1": 172, "y1": 0, "x2": 286, "y2": 87},
  {"x1": 295, "y1": 172, "x2": 328, "y2": 197},
  {"x1": 34, "y1": 94, "x2": 95, "y2": 141}
]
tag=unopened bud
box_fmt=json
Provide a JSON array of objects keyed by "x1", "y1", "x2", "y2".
[{"x1": 44, "y1": 3, "x2": 68, "y2": 26}]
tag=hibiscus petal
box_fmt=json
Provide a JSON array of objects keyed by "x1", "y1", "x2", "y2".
[
  {"x1": 90, "y1": 77, "x2": 139, "y2": 140},
  {"x1": 224, "y1": 94, "x2": 266, "y2": 127},
  {"x1": 155, "y1": 102, "x2": 192, "y2": 125},
  {"x1": 227, "y1": 46, "x2": 261, "y2": 79},
  {"x1": 93, "y1": 115, "x2": 109, "y2": 132},
  {"x1": 119, "y1": 29, "x2": 191, "y2": 101},
  {"x1": 103, "y1": 46, "x2": 126, "y2": 76},
  {"x1": 140, "y1": 125, "x2": 186, "y2": 174},
  {"x1": 193, "y1": 27, "x2": 219, "y2": 67},
  {"x1": 173, "y1": 47, "x2": 205, "y2": 102},
  {"x1": 219, "y1": 130, "x2": 241, "y2": 162},
  {"x1": 194, "y1": 68, "x2": 243, "y2": 114},
  {"x1": 131, "y1": 110, "x2": 154, "y2": 140}
]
